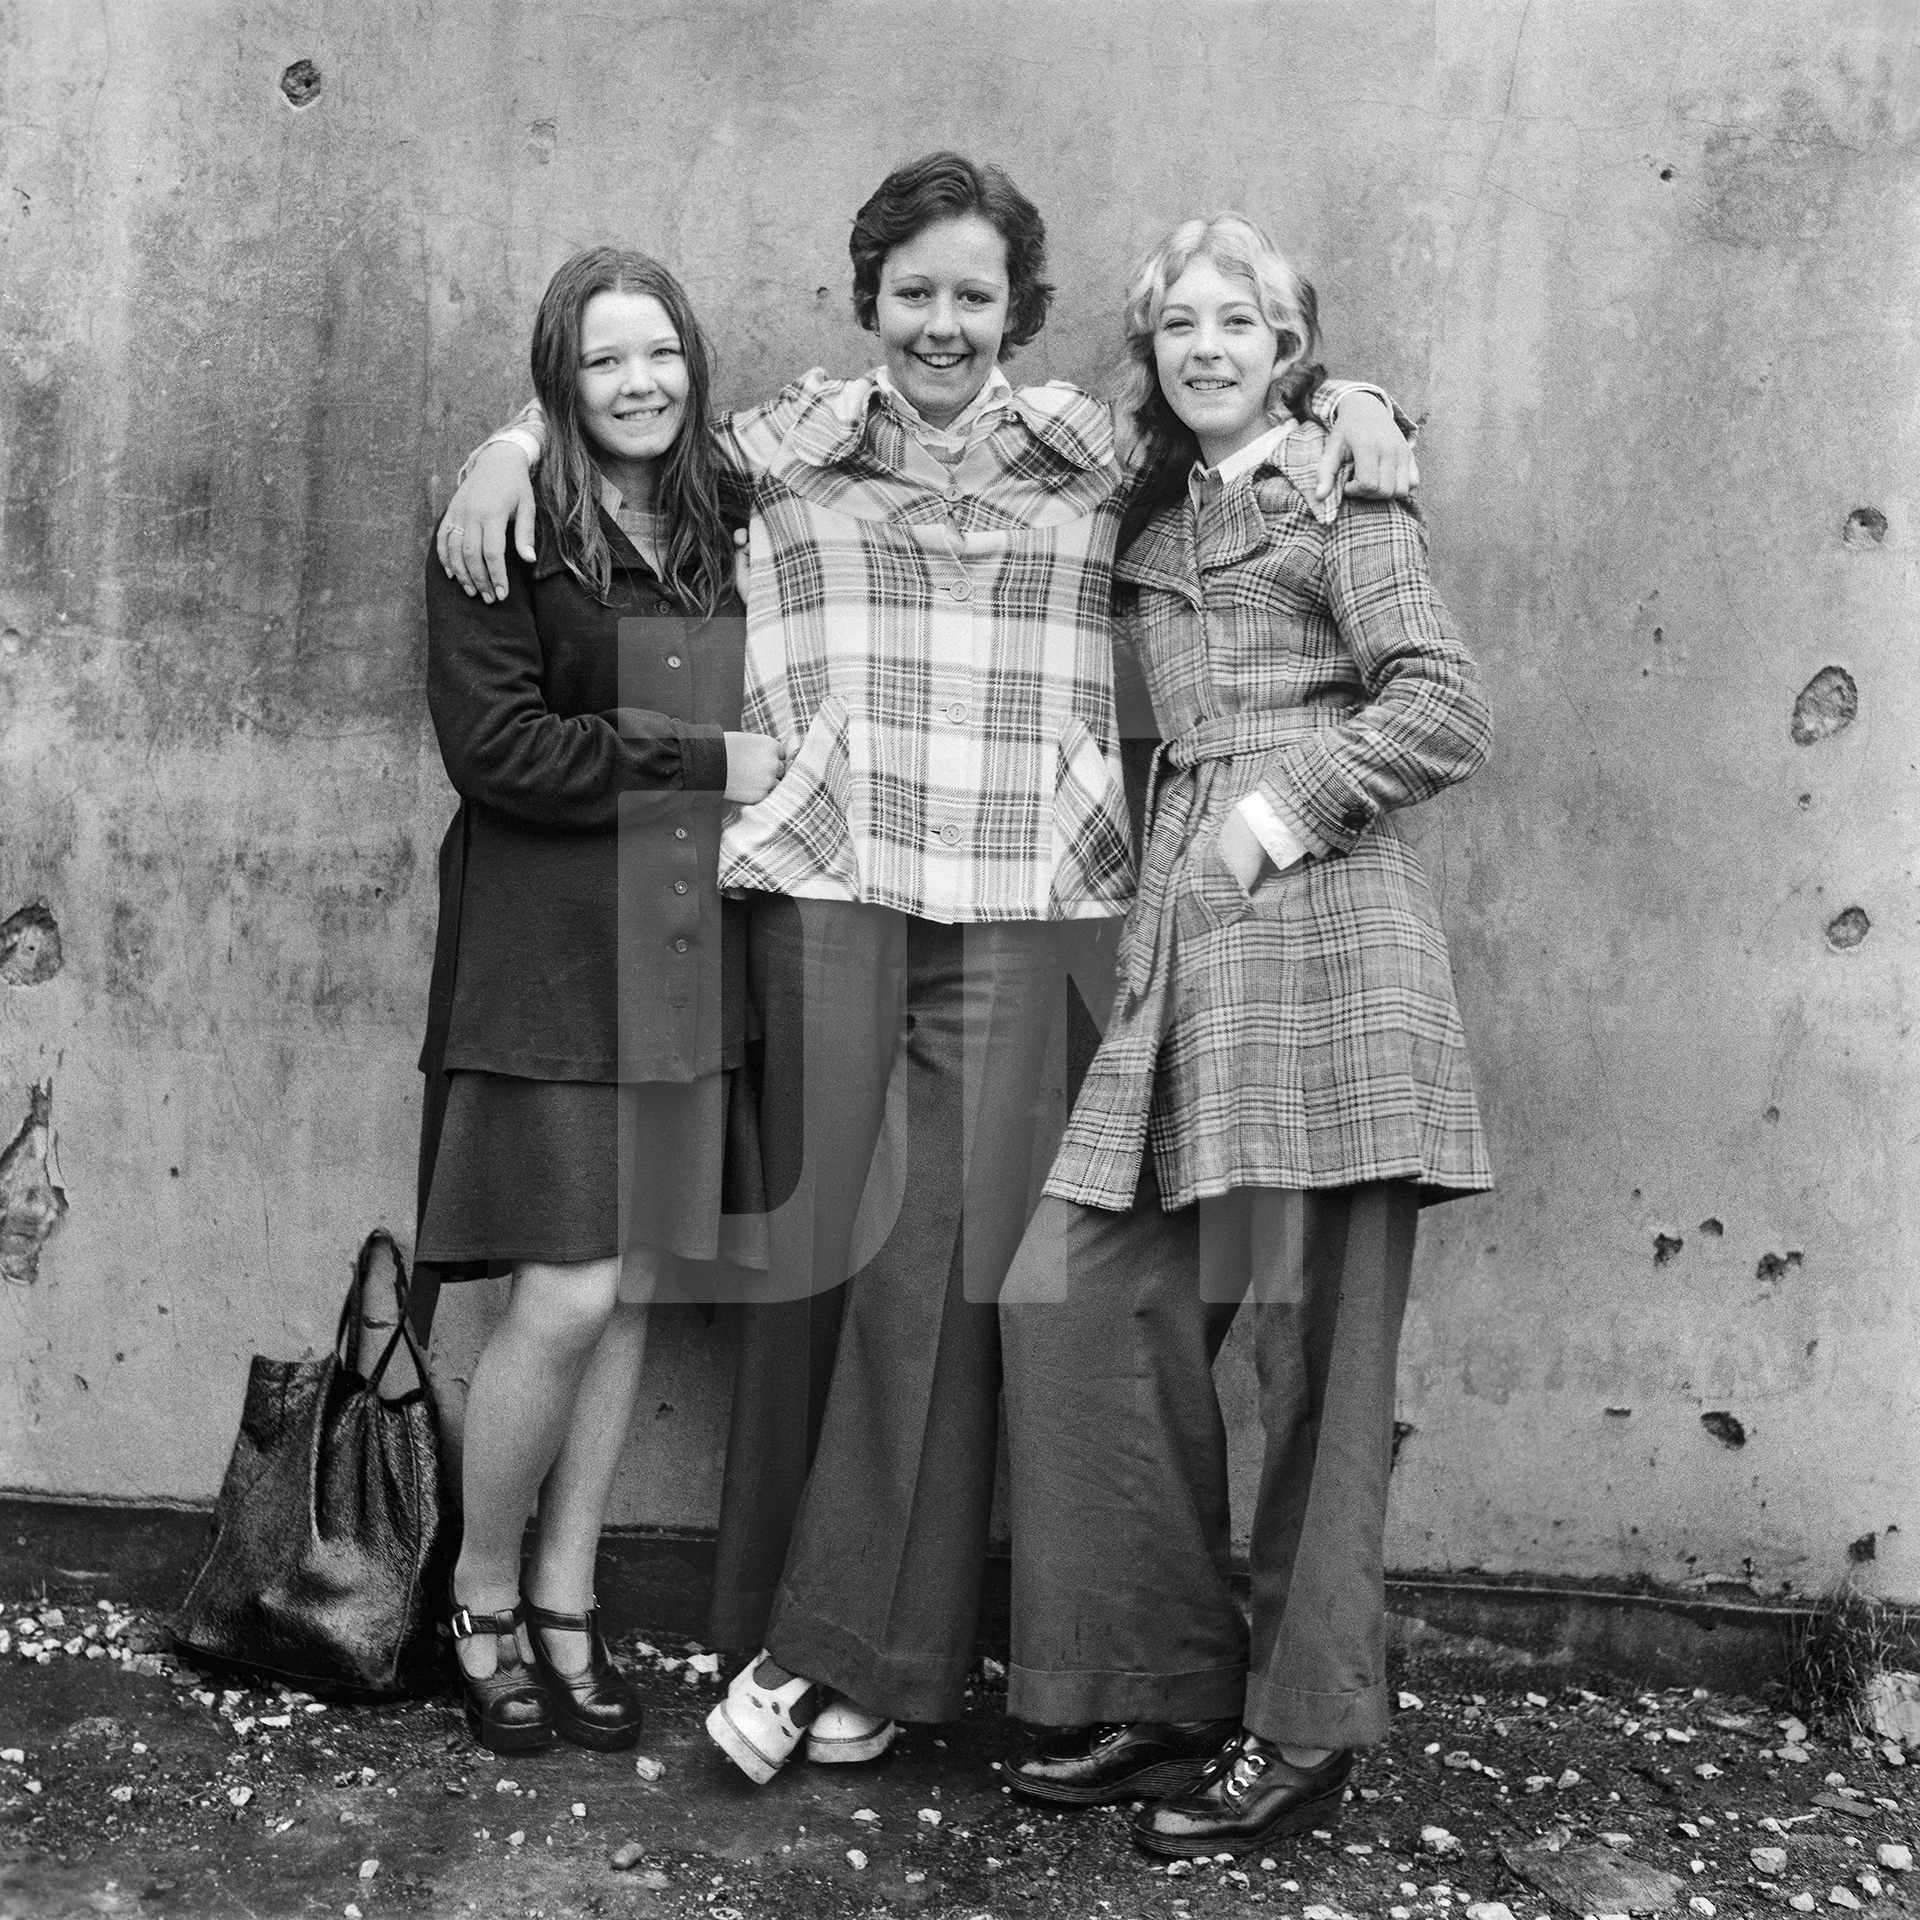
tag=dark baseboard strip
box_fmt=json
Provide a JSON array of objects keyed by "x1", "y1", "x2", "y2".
[{"x1": 1, "y1": 1494, "x2": 1874, "y2": 1692}]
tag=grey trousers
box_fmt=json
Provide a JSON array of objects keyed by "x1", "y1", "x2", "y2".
[
  {"x1": 1001, "y1": 1173, "x2": 1418, "y2": 1751},
  {"x1": 712, "y1": 898, "x2": 1062, "y2": 1723}
]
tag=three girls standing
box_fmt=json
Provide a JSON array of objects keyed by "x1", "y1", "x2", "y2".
[{"x1": 428, "y1": 156, "x2": 1484, "y2": 1860}]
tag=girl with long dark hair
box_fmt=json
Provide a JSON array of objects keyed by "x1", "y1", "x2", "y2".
[{"x1": 416, "y1": 248, "x2": 780, "y2": 1756}]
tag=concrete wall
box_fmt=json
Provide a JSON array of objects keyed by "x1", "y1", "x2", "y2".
[{"x1": 3, "y1": 1, "x2": 1914, "y2": 1604}]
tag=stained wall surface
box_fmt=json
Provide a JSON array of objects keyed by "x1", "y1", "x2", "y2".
[{"x1": 2, "y1": 1, "x2": 1914, "y2": 1602}]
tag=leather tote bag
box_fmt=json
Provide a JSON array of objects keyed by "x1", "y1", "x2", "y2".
[{"x1": 173, "y1": 1229, "x2": 453, "y2": 1698}]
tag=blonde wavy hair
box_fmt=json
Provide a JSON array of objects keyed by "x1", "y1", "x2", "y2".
[{"x1": 1114, "y1": 213, "x2": 1323, "y2": 552}]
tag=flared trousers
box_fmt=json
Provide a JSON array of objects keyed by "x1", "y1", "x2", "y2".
[
  {"x1": 1001, "y1": 1173, "x2": 1418, "y2": 1751},
  {"x1": 709, "y1": 897, "x2": 1063, "y2": 1723}
]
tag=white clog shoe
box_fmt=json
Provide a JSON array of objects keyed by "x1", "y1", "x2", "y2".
[
  {"x1": 804, "y1": 1694, "x2": 899, "y2": 1765},
  {"x1": 705, "y1": 1652, "x2": 821, "y2": 1784}
]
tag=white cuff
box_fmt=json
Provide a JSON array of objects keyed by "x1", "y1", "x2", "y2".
[
  {"x1": 489, "y1": 426, "x2": 542, "y2": 465},
  {"x1": 1237, "y1": 792, "x2": 1310, "y2": 874}
]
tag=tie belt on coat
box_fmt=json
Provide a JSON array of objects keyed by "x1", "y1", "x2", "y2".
[{"x1": 1125, "y1": 704, "x2": 1352, "y2": 1004}]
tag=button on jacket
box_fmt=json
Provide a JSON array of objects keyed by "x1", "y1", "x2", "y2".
[
  {"x1": 1045, "y1": 423, "x2": 1494, "y2": 1212},
  {"x1": 418, "y1": 511, "x2": 745, "y2": 1088}
]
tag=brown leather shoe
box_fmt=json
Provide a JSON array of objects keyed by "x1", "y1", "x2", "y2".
[
  {"x1": 1010, "y1": 1718, "x2": 1242, "y2": 1807},
  {"x1": 1130, "y1": 1731, "x2": 1352, "y2": 1858}
]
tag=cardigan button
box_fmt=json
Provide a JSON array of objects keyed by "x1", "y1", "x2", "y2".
[
  {"x1": 666, "y1": 654, "x2": 682, "y2": 669},
  {"x1": 675, "y1": 827, "x2": 688, "y2": 839},
  {"x1": 948, "y1": 580, "x2": 973, "y2": 602},
  {"x1": 939, "y1": 823, "x2": 962, "y2": 846},
  {"x1": 673, "y1": 939, "x2": 689, "y2": 953},
  {"x1": 673, "y1": 881, "x2": 688, "y2": 894}
]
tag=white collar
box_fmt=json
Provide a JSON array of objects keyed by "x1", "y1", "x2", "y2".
[
  {"x1": 874, "y1": 362, "x2": 1014, "y2": 440},
  {"x1": 1193, "y1": 417, "x2": 1295, "y2": 491}
]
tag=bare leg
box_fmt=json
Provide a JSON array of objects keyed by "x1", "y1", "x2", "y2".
[
  {"x1": 451, "y1": 1256, "x2": 622, "y2": 1677},
  {"x1": 524, "y1": 1249, "x2": 666, "y2": 1672}
]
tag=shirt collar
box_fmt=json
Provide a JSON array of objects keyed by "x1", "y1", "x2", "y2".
[
  {"x1": 873, "y1": 363, "x2": 1015, "y2": 447},
  {"x1": 1190, "y1": 418, "x2": 1296, "y2": 503}
]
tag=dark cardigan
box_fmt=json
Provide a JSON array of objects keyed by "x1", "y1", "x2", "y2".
[{"x1": 416, "y1": 512, "x2": 748, "y2": 1093}]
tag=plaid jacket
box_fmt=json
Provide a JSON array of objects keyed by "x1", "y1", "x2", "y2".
[
  {"x1": 1045, "y1": 423, "x2": 1494, "y2": 1211},
  {"x1": 714, "y1": 371, "x2": 1137, "y2": 922}
]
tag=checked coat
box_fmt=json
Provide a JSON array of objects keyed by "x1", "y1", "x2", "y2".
[{"x1": 1044, "y1": 420, "x2": 1495, "y2": 1213}]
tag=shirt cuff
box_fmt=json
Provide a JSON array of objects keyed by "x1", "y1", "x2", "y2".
[
  {"x1": 1237, "y1": 792, "x2": 1311, "y2": 873},
  {"x1": 490, "y1": 426, "x2": 543, "y2": 465}
]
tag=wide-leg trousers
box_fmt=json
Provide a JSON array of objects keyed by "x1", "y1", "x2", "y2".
[
  {"x1": 709, "y1": 896, "x2": 1062, "y2": 1723},
  {"x1": 1001, "y1": 1172, "x2": 1419, "y2": 1751}
]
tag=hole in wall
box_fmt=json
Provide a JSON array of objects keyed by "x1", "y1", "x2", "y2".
[
  {"x1": 279, "y1": 59, "x2": 322, "y2": 107},
  {"x1": 1826, "y1": 906, "x2": 1870, "y2": 950},
  {"x1": 0, "y1": 902, "x2": 61, "y2": 986},
  {"x1": 1842, "y1": 506, "x2": 1888, "y2": 549},
  {"x1": 1790, "y1": 666, "x2": 1857, "y2": 744},
  {"x1": 1756, "y1": 1250, "x2": 1803, "y2": 1284},
  {"x1": 1700, "y1": 1411, "x2": 1746, "y2": 1449},
  {"x1": 1653, "y1": 1232, "x2": 1684, "y2": 1266}
]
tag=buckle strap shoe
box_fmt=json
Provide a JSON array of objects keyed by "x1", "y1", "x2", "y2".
[
  {"x1": 521, "y1": 1599, "x2": 643, "y2": 1751},
  {"x1": 450, "y1": 1591, "x2": 554, "y2": 1756},
  {"x1": 1131, "y1": 1732, "x2": 1353, "y2": 1858},
  {"x1": 1011, "y1": 1717, "x2": 1242, "y2": 1807},
  {"x1": 803, "y1": 1693, "x2": 898, "y2": 1765},
  {"x1": 705, "y1": 1651, "x2": 823, "y2": 1784}
]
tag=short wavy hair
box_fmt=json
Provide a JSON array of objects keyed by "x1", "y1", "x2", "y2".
[
  {"x1": 1114, "y1": 213, "x2": 1325, "y2": 555},
  {"x1": 848, "y1": 152, "x2": 1054, "y2": 355}
]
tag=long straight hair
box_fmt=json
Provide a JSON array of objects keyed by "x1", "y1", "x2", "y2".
[
  {"x1": 529, "y1": 248, "x2": 734, "y2": 612},
  {"x1": 1114, "y1": 214, "x2": 1324, "y2": 559}
]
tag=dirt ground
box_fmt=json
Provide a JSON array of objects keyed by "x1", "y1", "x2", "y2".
[{"x1": 2, "y1": 1588, "x2": 1917, "y2": 1920}]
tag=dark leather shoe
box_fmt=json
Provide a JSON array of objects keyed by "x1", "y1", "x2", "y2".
[
  {"x1": 450, "y1": 1594, "x2": 553, "y2": 1756},
  {"x1": 1131, "y1": 1732, "x2": 1352, "y2": 1858},
  {"x1": 1010, "y1": 1717, "x2": 1241, "y2": 1807},
  {"x1": 523, "y1": 1600, "x2": 643, "y2": 1751}
]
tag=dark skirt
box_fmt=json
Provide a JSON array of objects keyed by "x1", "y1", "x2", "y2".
[{"x1": 416, "y1": 1069, "x2": 766, "y2": 1270}]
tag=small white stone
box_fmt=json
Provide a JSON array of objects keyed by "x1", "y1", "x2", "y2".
[
  {"x1": 916, "y1": 1807, "x2": 942, "y2": 1825},
  {"x1": 1857, "y1": 1871, "x2": 1883, "y2": 1896},
  {"x1": 228, "y1": 1786, "x2": 253, "y2": 1807},
  {"x1": 1827, "y1": 1888, "x2": 1862, "y2": 1911},
  {"x1": 1751, "y1": 1846, "x2": 1789, "y2": 1875},
  {"x1": 110, "y1": 1785, "x2": 134, "y2": 1804},
  {"x1": 570, "y1": 1802, "x2": 586, "y2": 1818},
  {"x1": 633, "y1": 1755, "x2": 665, "y2": 1782},
  {"x1": 1690, "y1": 1901, "x2": 1717, "y2": 1916},
  {"x1": 1421, "y1": 1825, "x2": 1462, "y2": 1855},
  {"x1": 507, "y1": 1831, "x2": 524, "y2": 1847},
  {"x1": 1789, "y1": 1899, "x2": 1817, "y2": 1915},
  {"x1": 845, "y1": 1848, "x2": 867, "y2": 1870},
  {"x1": 1878, "y1": 1842, "x2": 1913, "y2": 1871},
  {"x1": 851, "y1": 1808, "x2": 878, "y2": 1823},
  {"x1": 1398, "y1": 1691, "x2": 1425, "y2": 1710},
  {"x1": 0, "y1": 1749, "x2": 24, "y2": 1764},
  {"x1": 1556, "y1": 1768, "x2": 1582, "y2": 1790},
  {"x1": 358, "y1": 1859, "x2": 378, "y2": 1880}
]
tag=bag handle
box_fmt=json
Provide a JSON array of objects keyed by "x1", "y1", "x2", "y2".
[{"x1": 335, "y1": 1228, "x2": 430, "y2": 1395}]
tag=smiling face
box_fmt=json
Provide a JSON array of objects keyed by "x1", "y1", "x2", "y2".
[
  {"x1": 873, "y1": 213, "x2": 1010, "y2": 429},
  {"x1": 1153, "y1": 256, "x2": 1286, "y2": 468},
  {"x1": 575, "y1": 290, "x2": 690, "y2": 493}
]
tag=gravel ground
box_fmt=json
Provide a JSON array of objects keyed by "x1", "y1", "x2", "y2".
[{"x1": 2, "y1": 1592, "x2": 1917, "y2": 1920}]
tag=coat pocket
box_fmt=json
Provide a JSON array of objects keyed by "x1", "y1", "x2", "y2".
[{"x1": 720, "y1": 694, "x2": 858, "y2": 891}]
